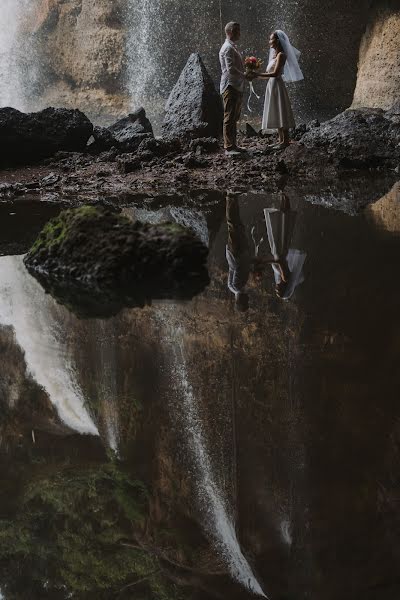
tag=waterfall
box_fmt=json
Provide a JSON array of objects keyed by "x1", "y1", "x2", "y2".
[
  {"x1": 0, "y1": 256, "x2": 99, "y2": 436},
  {"x1": 158, "y1": 308, "x2": 268, "y2": 598},
  {"x1": 0, "y1": 1, "x2": 29, "y2": 110},
  {"x1": 125, "y1": 0, "x2": 163, "y2": 110}
]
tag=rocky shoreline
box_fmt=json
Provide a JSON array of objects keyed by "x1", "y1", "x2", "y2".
[
  {"x1": 0, "y1": 55, "x2": 399, "y2": 215},
  {"x1": 0, "y1": 105, "x2": 398, "y2": 209}
]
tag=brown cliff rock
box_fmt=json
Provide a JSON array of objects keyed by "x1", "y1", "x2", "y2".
[
  {"x1": 352, "y1": 0, "x2": 400, "y2": 110},
  {"x1": 28, "y1": 0, "x2": 129, "y2": 122}
]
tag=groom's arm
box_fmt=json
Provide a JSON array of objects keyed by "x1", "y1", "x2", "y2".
[{"x1": 223, "y1": 47, "x2": 245, "y2": 79}]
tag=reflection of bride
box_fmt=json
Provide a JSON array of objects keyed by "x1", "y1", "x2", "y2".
[{"x1": 264, "y1": 193, "x2": 306, "y2": 299}]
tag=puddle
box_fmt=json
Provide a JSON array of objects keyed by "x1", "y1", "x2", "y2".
[{"x1": 0, "y1": 181, "x2": 399, "y2": 599}]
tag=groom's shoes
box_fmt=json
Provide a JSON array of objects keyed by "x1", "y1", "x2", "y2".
[
  {"x1": 225, "y1": 146, "x2": 247, "y2": 156},
  {"x1": 225, "y1": 148, "x2": 242, "y2": 156}
]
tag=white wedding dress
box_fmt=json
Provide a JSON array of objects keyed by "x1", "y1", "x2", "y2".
[{"x1": 261, "y1": 54, "x2": 295, "y2": 130}]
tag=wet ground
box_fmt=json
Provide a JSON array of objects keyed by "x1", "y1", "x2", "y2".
[{"x1": 0, "y1": 178, "x2": 399, "y2": 599}]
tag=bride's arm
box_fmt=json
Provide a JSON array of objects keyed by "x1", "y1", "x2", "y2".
[{"x1": 256, "y1": 53, "x2": 285, "y2": 79}]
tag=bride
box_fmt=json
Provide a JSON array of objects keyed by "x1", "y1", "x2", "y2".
[{"x1": 254, "y1": 30, "x2": 303, "y2": 149}]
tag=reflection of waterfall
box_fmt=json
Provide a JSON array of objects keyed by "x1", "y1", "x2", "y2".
[
  {"x1": 95, "y1": 321, "x2": 120, "y2": 454},
  {"x1": 0, "y1": 256, "x2": 98, "y2": 436},
  {"x1": 159, "y1": 309, "x2": 268, "y2": 598},
  {"x1": 0, "y1": 1, "x2": 29, "y2": 109},
  {"x1": 125, "y1": 0, "x2": 163, "y2": 110}
]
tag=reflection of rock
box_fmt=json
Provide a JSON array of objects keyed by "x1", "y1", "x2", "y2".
[
  {"x1": 124, "y1": 206, "x2": 210, "y2": 247},
  {"x1": 287, "y1": 175, "x2": 399, "y2": 214},
  {"x1": 24, "y1": 206, "x2": 209, "y2": 317},
  {"x1": 0, "y1": 106, "x2": 93, "y2": 166},
  {"x1": 162, "y1": 53, "x2": 223, "y2": 140},
  {"x1": 366, "y1": 181, "x2": 400, "y2": 232},
  {"x1": 352, "y1": 1, "x2": 400, "y2": 110}
]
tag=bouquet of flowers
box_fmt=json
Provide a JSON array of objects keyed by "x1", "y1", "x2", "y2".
[
  {"x1": 244, "y1": 57, "x2": 262, "y2": 111},
  {"x1": 244, "y1": 56, "x2": 263, "y2": 73}
]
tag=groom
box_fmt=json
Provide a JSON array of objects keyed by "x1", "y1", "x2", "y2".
[{"x1": 219, "y1": 22, "x2": 247, "y2": 156}]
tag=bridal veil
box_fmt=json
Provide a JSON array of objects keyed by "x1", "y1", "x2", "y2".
[{"x1": 270, "y1": 30, "x2": 304, "y2": 83}]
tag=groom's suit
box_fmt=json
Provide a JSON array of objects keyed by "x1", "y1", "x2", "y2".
[{"x1": 219, "y1": 39, "x2": 245, "y2": 150}]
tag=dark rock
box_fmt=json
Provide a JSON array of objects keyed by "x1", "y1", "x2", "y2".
[
  {"x1": 137, "y1": 137, "x2": 181, "y2": 158},
  {"x1": 182, "y1": 152, "x2": 209, "y2": 168},
  {"x1": 276, "y1": 160, "x2": 289, "y2": 174},
  {"x1": 0, "y1": 107, "x2": 93, "y2": 166},
  {"x1": 116, "y1": 155, "x2": 141, "y2": 174},
  {"x1": 0, "y1": 183, "x2": 15, "y2": 197},
  {"x1": 189, "y1": 137, "x2": 219, "y2": 153},
  {"x1": 41, "y1": 172, "x2": 60, "y2": 186},
  {"x1": 292, "y1": 120, "x2": 319, "y2": 141},
  {"x1": 24, "y1": 206, "x2": 209, "y2": 317},
  {"x1": 96, "y1": 147, "x2": 119, "y2": 162},
  {"x1": 88, "y1": 126, "x2": 116, "y2": 152},
  {"x1": 245, "y1": 123, "x2": 259, "y2": 138},
  {"x1": 387, "y1": 100, "x2": 400, "y2": 116},
  {"x1": 107, "y1": 107, "x2": 154, "y2": 151},
  {"x1": 162, "y1": 53, "x2": 223, "y2": 140},
  {"x1": 293, "y1": 123, "x2": 307, "y2": 140},
  {"x1": 287, "y1": 108, "x2": 400, "y2": 172}
]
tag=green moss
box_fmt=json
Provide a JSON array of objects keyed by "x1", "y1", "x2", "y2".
[
  {"x1": 157, "y1": 222, "x2": 187, "y2": 235},
  {"x1": 28, "y1": 205, "x2": 131, "y2": 256},
  {"x1": 0, "y1": 463, "x2": 157, "y2": 595}
]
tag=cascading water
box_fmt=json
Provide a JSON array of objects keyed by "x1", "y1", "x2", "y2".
[
  {"x1": 94, "y1": 321, "x2": 120, "y2": 454},
  {"x1": 125, "y1": 0, "x2": 163, "y2": 111},
  {"x1": 158, "y1": 308, "x2": 268, "y2": 598},
  {"x1": 0, "y1": 256, "x2": 99, "y2": 436},
  {"x1": 0, "y1": 0, "x2": 29, "y2": 110}
]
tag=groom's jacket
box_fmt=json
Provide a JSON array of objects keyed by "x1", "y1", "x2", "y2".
[{"x1": 219, "y1": 39, "x2": 245, "y2": 95}]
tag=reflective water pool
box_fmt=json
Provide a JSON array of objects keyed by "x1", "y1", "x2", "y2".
[{"x1": 0, "y1": 182, "x2": 399, "y2": 599}]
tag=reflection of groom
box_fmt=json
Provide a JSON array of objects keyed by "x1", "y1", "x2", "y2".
[
  {"x1": 219, "y1": 22, "x2": 246, "y2": 156},
  {"x1": 226, "y1": 192, "x2": 250, "y2": 311}
]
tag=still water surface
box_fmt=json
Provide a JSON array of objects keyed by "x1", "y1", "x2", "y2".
[{"x1": 0, "y1": 184, "x2": 399, "y2": 599}]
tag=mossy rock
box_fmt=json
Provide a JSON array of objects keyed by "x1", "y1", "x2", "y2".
[{"x1": 24, "y1": 206, "x2": 209, "y2": 316}]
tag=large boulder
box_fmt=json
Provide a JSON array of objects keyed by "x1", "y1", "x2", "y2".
[
  {"x1": 0, "y1": 107, "x2": 93, "y2": 165},
  {"x1": 162, "y1": 53, "x2": 223, "y2": 140},
  {"x1": 286, "y1": 106, "x2": 400, "y2": 171},
  {"x1": 24, "y1": 206, "x2": 209, "y2": 317}
]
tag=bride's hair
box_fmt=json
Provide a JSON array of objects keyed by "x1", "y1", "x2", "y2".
[{"x1": 272, "y1": 31, "x2": 284, "y2": 53}]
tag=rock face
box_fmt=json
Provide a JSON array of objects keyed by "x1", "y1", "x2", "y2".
[
  {"x1": 352, "y1": 1, "x2": 400, "y2": 110},
  {"x1": 0, "y1": 107, "x2": 93, "y2": 165},
  {"x1": 24, "y1": 206, "x2": 209, "y2": 317},
  {"x1": 26, "y1": 0, "x2": 129, "y2": 121},
  {"x1": 285, "y1": 106, "x2": 400, "y2": 171},
  {"x1": 162, "y1": 53, "x2": 223, "y2": 140}
]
